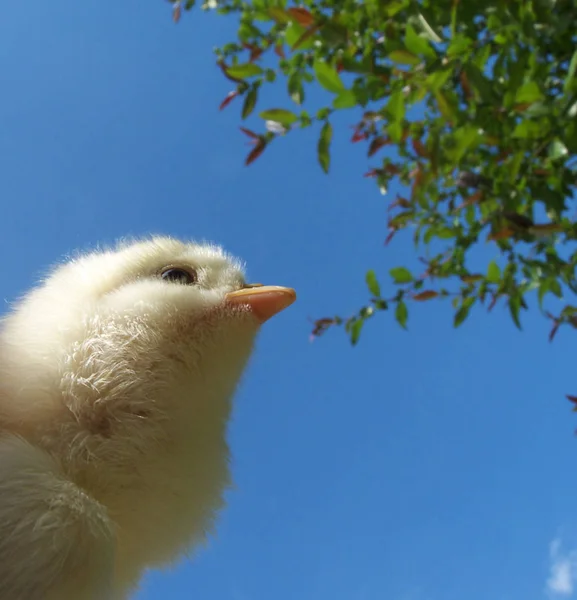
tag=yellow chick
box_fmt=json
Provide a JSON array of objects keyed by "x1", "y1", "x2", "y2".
[{"x1": 0, "y1": 236, "x2": 295, "y2": 599}]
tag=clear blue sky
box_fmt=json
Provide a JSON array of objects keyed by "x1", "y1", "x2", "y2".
[{"x1": 2, "y1": 3, "x2": 577, "y2": 600}]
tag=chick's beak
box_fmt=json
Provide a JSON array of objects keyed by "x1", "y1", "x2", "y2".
[{"x1": 225, "y1": 284, "x2": 296, "y2": 324}]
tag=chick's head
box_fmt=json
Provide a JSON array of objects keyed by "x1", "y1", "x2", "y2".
[{"x1": 0, "y1": 236, "x2": 295, "y2": 449}]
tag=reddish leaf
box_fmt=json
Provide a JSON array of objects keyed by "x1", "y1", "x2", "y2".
[
  {"x1": 513, "y1": 102, "x2": 533, "y2": 112},
  {"x1": 336, "y1": 60, "x2": 344, "y2": 74},
  {"x1": 242, "y1": 43, "x2": 264, "y2": 62},
  {"x1": 495, "y1": 148, "x2": 513, "y2": 162},
  {"x1": 287, "y1": 7, "x2": 315, "y2": 26},
  {"x1": 249, "y1": 48, "x2": 264, "y2": 62},
  {"x1": 365, "y1": 165, "x2": 400, "y2": 178},
  {"x1": 410, "y1": 167, "x2": 425, "y2": 201},
  {"x1": 567, "y1": 395, "x2": 577, "y2": 404},
  {"x1": 219, "y1": 90, "x2": 239, "y2": 111},
  {"x1": 488, "y1": 293, "x2": 499, "y2": 312},
  {"x1": 549, "y1": 321, "x2": 560, "y2": 342},
  {"x1": 453, "y1": 191, "x2": 484, "y2": 212},
  {"x1": 384, "y1": 164, "x2": 401, "y2": 176},
  {"x1": 172, "y1": 2, "x2": 182, "y2": 22},
  {"x1": 384, "y1": 229, "x2": 397, "y2": 245},
  {"x1": 239, "y1": 127, "x2": 259, "y2": 139},
  {"x1": 389, "y1": 210, "x2": 415, "y2": 228},
  {"x1": 363, "y1": 111, "x2": 381, "y2": 122},
  {"x1": 529, "y1": 223, "x2": 564, "y2": 235},
  {"x1": 351, "y1": 128, "x2": 368, "y2": 143},
  {"x1": 413, "y1": 291, "x2": 439, "y2": 301},
  {"x1": 467, "y1": 190, "x2": 484, "y2": 204},
  {"x1": 245, "y1": 138, "x2": 267, "y2": 166},
  {"x1": 459, "y1": 71, "x2": 473, "y2": 100},
  {"x1": 412, "y1": 138, "x2": 429, "y2": 158},
  {"x1": 274, "y1": 44, "x2": 286, "y2": 59},
  {"x1": 388, "y1": 197, "x2": 412, "y2": 211},
  {"x1": 487, "y1": 228, "x2": 515, "y2": 241},
  {"x1": 368, "y1": 137, "x2": 391, "y2": 157},
  {"x1": 503, "y1": 212, "x2": 534, "y2": 229},
  {"x1": 310, "y1": 317, "x2": 337, "y2": 339},
  {"x1": 460, "y1": 274, "x2": 483, "y2": 283}
]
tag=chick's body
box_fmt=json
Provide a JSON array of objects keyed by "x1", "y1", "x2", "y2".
[{"x1": 0, "y1": 237, "x2": 294, "y2": 599}]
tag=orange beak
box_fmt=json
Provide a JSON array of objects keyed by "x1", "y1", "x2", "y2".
[{"x1": 225, "y1": 284, "x2": 296, "y2": 324}]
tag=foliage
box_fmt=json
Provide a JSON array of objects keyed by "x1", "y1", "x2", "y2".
[{"x1": 168, "y1": 0, "x2": 577, "y2": 346}]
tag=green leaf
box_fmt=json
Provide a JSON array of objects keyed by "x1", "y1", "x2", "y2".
[
  {"x1": 259, "y1": 108, "x2": 298, "y2": 126},
  {"x1": 463, "y1": 64, "x2": 494, "y2": 103},
  {"x1": 512, "y1": 120, "x2": 546, "y2": 139},
  {"x1": 514, "y1": 81, "x2": 544, "y2": 104},
  {"x1": 332, "y1": 90, "x2": 358, "y2": 109},
  {"x1": 350, "y1": 318, "x2": 364, "y2": 345},
  {"x1": 549, "y1": 139, "x2": 568, "y2": 160},
  {"x1": 436, "y1": 227, "x2": 455, "y2": 239},
  {"x1": 487, "y1": 260, "x2": 501, "y2": 283},
  {"x1": 359, "y1": 306, "x2": 375, "y2": 319},
  {"x1": 285, "y1": 22, "x2": 315, "y2": 49},
  {"x1": 317, "y1": 121, "x2": 332, "y2": 173},
  {"x1": 225, "y1": 63, "x2": 263, "y2": 79},
  {"x1": 506, "y1": 48, "x2": 529, "y2": 97},
  {"x1": 550, "y1": 279, "x2": 563, "y2": 298},
  {"x1": 395, "y1": 300, "x2": 408, "y2": 329},
  {"x1": 447, "y1": 34, "x2": 472, "y2": 58},
  {"x1": 449, "y1": 125, "x2": 480, "y2": 163},
  {"x1": 508, "y1": 152, "x2": 524, "y2": 183},
  {"x1": 434, "y1": 90, "x2": 455, "y2": 122},
  {"x1": 288, "y1": 73, "x2": 304, "y2": 105},
  {"x1": 374, "y1": 299, "x2": 388, "y2": 311},
  {"x1": 425, "y1": 68, "x2": 452, "y2": 91},
  {"x1": 365, "y1": 270, "x2": 381, "y2": 297},
  {"x1": 387, "y1": 121, "x2": 404, "y2": 144},
  {"x1": 454, "y1": 297, "x2": 475, "y2": 328},
  {"x1": 508, "y1": 295, "x2": 523, "y2": 330},
  {"x1": 313, "y1": 61, "x2": 345, "y2": 93},
  {"x1": 387, "y1": 91, "x2": 405, "y2": 122},
  {"x1": 564, "y1": 49, "x2": 577, "y2": 94},
  {"x1": 390, "y1": 267, "x2": 413, "y2": 284},
  {"x1": 319, "y1": 21, "x2": 348, "y2": 48},
  {"x1": 388, "y1": 50, "x2": 420, "y2": 65},
  {"x1": 538, "y1": 279, "x2": 549, "y2": 309},
  {"x1": 383, "y1": 0, "x2": 407, "y2": 16},
  {"x1": 416, "y1": 12, "x2": 443, "y2": 43},
  {"x1": 268, "y1": 7, "x2": 292, "y2": 23},
  {"x1": 404, "y1": 24, "x2": 436, "y2": 59},
  {"x1": 241, "y1": 87, "x2": 258, "y2": 119}
]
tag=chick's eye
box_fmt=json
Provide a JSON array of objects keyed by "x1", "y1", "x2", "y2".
[{"x1": 160, "y1": 268, "x2": 198, "y2": 285}]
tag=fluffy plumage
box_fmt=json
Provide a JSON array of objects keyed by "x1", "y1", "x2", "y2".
[{"x1": 0, "y1": 236, "x2": 295, "y2": 599}]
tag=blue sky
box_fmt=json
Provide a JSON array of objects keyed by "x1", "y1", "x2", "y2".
[{"x1": 2, "y1": 2, "x2": 577, "y2": 600}]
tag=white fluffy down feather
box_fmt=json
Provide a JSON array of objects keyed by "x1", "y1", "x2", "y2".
[{"x1": 0, "y1": 236, "x2": 295, "y2": 599}]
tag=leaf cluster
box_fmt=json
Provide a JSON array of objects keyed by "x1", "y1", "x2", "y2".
[{"x1": 171, "y1": 0, "x2": 577, "y2": 343}]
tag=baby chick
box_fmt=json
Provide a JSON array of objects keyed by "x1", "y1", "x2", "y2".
[{"x1": 0, "y1": 236, "x2": 295, "y2": 600}]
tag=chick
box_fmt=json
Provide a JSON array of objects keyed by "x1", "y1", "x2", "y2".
[{"x1": 0, "y1": 236, "x2": 295, "y2": 600}]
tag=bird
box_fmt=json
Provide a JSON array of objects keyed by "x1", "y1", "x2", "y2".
[{"x1": 0, "y1": 236, "x2": 296, "y2": 600}]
